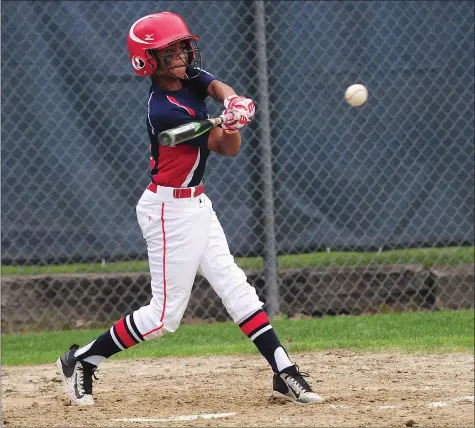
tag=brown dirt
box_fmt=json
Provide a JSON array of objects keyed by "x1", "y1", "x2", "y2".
[{"x1": 2, "y1": 351, "x2": 474, "y2": 427}]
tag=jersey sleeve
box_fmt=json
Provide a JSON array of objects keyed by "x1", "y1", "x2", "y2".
[{"x1": 186, "y1": 67, "x2": 216, "y2": 99}]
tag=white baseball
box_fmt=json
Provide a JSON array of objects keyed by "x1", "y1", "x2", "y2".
[{"x1": 344, "y1": 84, "x2": 368, "y2": 106}]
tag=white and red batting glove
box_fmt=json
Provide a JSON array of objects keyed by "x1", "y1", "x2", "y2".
[
  {"x1": 221, "y1": 108, "x2": 251, "y2": 134},
  {"x1": 224, "y1": 95, "x2": 256, "y2": 120}
]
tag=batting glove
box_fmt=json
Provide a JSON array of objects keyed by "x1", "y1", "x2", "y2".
[
  {"x1": 221, "y1": 108, "x2": 251, "y2": 134},
  {"x1": 224, "y1": 95, "x2": 256, "y2": 120}
]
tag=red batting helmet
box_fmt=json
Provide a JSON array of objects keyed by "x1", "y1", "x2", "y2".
[{"x1": 127, "y1": 12, "x2": 201, "y2": 77}]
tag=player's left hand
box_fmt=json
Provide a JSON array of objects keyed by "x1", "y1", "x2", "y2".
[{"x1": 224, "y1": 95, "x2": 256, "y2": 120}]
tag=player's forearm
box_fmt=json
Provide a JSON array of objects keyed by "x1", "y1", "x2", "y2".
[
  {"x1": 208, "y1": 80, "x2": 236, "y2": 103},
  {"x1": 208, "y1": 127, "x2": 241, "y2": 157},
  {"x1": 220, "y1": 131, "x2": 241, "y2": 157}
]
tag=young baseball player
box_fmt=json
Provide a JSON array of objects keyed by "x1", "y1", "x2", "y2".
[{"x1": 56, "y1": 11, "x2": 322, "y2": 406}]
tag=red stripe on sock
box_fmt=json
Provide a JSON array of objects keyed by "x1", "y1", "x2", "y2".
[
  {"x1": 240, "y1": 312, "x2": 269, "y2": 336},
  {"x1": 115, "y1": 317, "x2": 136, "y2": 348}
]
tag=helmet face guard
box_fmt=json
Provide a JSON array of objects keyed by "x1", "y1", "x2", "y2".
[
  {"x1": 146, "y1": 39, "x2": 201, "y2": 79},
  {"x1": 128, "y1": 12, "x2": 201, "y2": 79}
]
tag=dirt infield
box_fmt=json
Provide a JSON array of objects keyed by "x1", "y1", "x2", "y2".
[{"x1": 2, "y1": 351, "x2": 474, "y2": 427}]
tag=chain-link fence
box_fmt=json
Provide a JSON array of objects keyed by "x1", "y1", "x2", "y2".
[{"x1": 1, "y1": 1, "x2": 474, "y2": 333}]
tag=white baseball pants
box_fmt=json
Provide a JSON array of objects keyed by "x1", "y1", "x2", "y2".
[{"x1": 133, "y1": 184, "x2": 264, "y2": 339}]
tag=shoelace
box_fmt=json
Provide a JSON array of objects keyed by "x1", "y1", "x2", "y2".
[
  {"x1": 79, "y1": 365, "x2": 98, "y2": 395},
  {"x1": 76, "y1": 365, "x2": 85, "y2": 395},
  {"x1": 285, "y1": 371, "x2": 313, "y2": 394}
]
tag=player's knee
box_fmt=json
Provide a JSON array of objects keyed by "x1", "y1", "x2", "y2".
[
  {"x1": 143, "y1": 326, "x2": 164, "y2": 340},
  {"x1": 162, "y1": 317, "x2": 182, "y2": 333},
  {"x1": 130, "y1": 304, "x2": 164, "y2": 341},
  {"x1": 164, "y1": 323, "x2": 180, "y2": 333},
  {"x1": 219, "y1": 264, "x2": 264, "y2": 322},
  {"x1": 230, "y1": 293, "x2": 264, "y2": 324},
  {"x1": 216, "y1": 258, "x2": 248, "y2": 286},
  {"x1": 150, "y1": 297, "x2": 182, "y2": 333}
]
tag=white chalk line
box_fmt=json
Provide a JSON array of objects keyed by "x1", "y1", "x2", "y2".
[
  {"x1": 113, "y1": 396, "x2": 474, "y2": 422},
  {"x1": 456, "y1": 396, "x2": 475, "y2": 402},
  {"x1": 329, "y1": 404, "x2": 401, "y2": 409},
  {"x1": 428, "y1": 401, "x2": 450, "y2": 407},
  {"x1": 114, "y1": 412, "x2": 236, "y2": 423},
  {"x1": 428, "y1": 395, "x2": 474, "y2": 407},
  {"x1": 330, "y1": 395, "x2": 474, "y2": 410}
]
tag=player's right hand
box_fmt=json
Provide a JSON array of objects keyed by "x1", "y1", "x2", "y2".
[
  {"x1": 221, "y1": 108, "x2": 251, "y2": 134},
  {"x1": 224, "y1": 95, "x2": 256, "y2": 120}
]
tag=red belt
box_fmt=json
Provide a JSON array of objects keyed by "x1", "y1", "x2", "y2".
[{"x1": 147, "y1": 182, "x2": 204, "y2": 199}]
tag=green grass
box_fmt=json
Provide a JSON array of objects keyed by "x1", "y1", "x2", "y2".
[
  {"x1": 2, "y1": 310, "x2": 473, "y2": 366},
  {"x1": 1, "y1": 246, "x2": 473, "y2": 276}
]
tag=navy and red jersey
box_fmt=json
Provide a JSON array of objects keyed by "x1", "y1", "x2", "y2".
[{"x1": 146, "y1": 67, "x2": 216, "y2": 188}]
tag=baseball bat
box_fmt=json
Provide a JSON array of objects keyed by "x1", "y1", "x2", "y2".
[{"x1": 158, "y1": 112, "x2": 235, "y2": 147}]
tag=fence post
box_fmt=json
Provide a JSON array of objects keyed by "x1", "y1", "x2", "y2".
[{"x1": 253, "y1": 0, "x2": 280, "y2": 317}]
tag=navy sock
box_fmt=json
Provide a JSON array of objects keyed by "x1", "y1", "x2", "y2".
[{"x1": 239, "y1": 309, "x2": 293, "y2": 373}]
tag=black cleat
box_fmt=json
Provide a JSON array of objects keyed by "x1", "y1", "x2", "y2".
[
  {"x1": 273, "y1": 364, "x2": 323, "y2": 404},
  {"x1": 56, "y1": 344, "x2": 96, "y2": 405}
]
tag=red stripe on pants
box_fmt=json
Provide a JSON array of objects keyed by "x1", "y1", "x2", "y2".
[
  {"x1": 160, "y1": 202, "x2": 167, "y2": 322},
  {"x1": 115, "y1": 317, "x2": 136, "y2": 348},
  {"x1": 143, "y1": 325, "x2": 164, "y2": 337},
  {"x1": 240, "y1": 312, "x2": 269, "y2": 336}
]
